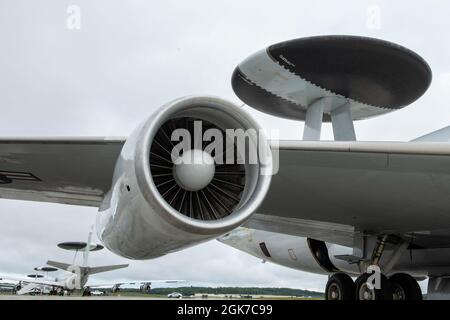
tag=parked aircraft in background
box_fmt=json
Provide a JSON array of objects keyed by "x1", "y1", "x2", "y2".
[
  {"x1": 1, "y1": 35, "x2": 450, "y2": 300},
  {"x1": 88, "y1": 279, "x2": 185, "y2": 294},
  {"x1": 1, "y1": 229, "x2": 184, "y2": 295},
  {"x1": 0, "y1": 229, "x2": 128, "y2": 295}
]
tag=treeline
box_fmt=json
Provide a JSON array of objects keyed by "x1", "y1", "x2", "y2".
[{"x1": 145, "y1": 286, "x2": 323, "y2": 297}]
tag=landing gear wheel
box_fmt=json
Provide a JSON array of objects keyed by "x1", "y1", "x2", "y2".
[
  {"x1": 82, "y1": 289, "x2": 91, "y2": 296},
  {"x1": 325, "y1": 273, "x2": 355, "y2": 300},
  {"x1": 389, "y1": 273, "x2": 422, "y2": 300},
  {"x1": 355, "y1": 273, "x2": 393, "y2": 300}
]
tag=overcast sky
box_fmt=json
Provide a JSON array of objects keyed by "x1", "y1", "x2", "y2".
[{"x1": 0, "y1": 0, "x2": 449, "y2": 292}]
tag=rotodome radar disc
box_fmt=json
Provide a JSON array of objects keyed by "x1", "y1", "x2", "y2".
[
  {"x1": 57, "y1": 241, "x2": 104, "y2": 251},
  {"x1": 232, "y1": 35, "x2": 432, "y2": 121},
  {"x1": 34, "y1": 266, "x2": 58, "y2": 272}
]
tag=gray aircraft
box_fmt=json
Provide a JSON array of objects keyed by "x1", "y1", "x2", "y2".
[
  {"x1": 1, "y1": 35, "x2": 448, "y2": 300},
  {"x1": 0, "y1": 229, "x2": 128, "y2": 295}
]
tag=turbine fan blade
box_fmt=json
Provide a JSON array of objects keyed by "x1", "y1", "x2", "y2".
[{"x1": 150, "y1": 117, "x2": 246, "y2": 220}]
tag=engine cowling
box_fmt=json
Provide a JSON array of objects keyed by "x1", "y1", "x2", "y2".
[{"x1": 97, "y1": 96, "x2": 273, "y2": 259}]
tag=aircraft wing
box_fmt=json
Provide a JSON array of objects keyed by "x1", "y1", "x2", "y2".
[
  {"x1": 0, "y1": 275, "x2": 64, "y2": 288},
  {"x1": 3, "y1": 137, "x2": 450, "y2": 249},
  {"x1": 0, "y1": 280, "x2": 17, "y2": 288},
  {"x1": 0, "y1": 138, "x2": 125, "y2": 206},
  {"x1": 88, "y1": 280, "x2": 185, "y2": 288},
  {"x1": 247, "y1": 140, "x2": 450, "y2": 249}
]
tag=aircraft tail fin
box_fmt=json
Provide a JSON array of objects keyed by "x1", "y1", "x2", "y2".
[
  {"x1": 47, "y1": 260, "x2": 73, "y2": 271},
  {"x1": 412, "y1": 126, "x2": 450, "y2": 142}
]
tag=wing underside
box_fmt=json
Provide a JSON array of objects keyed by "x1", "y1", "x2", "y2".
[
  {"x1": 0, "y1": 138, "x2": 125, "y2": 206},
  {"x1": 251, "y1": 141, "x2": 450, "y2": 249}
]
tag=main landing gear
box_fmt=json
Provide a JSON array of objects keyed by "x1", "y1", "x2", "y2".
[
  {"x1": 325, "y1": 272, "x2": 422, "y2": 300},
  {"x1": 326, "y1": 235, "x2": 422, "y2": 300}
]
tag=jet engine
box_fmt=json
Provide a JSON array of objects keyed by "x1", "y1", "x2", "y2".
[{"x1": 97, "y1": 96, "x2": 273, "y2": 259}]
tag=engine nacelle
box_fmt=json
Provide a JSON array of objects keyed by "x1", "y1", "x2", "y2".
[
  {"x1": 97, "y1": 96, "x2": 272, "y2": 259},
  {"x1": 219, "y1": 228, "x2": 360, "y2": 276}
]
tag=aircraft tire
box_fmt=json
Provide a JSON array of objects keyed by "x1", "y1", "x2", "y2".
[
  {"x1": 389, "y1": 273, "x2": 422, "y2": 300},
  {"x1": 325, "y1": 273, "x2": 355, "y2": 300},
  {"x1": 355, "y1": 273, "x2": 393, "y2": 300}
]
